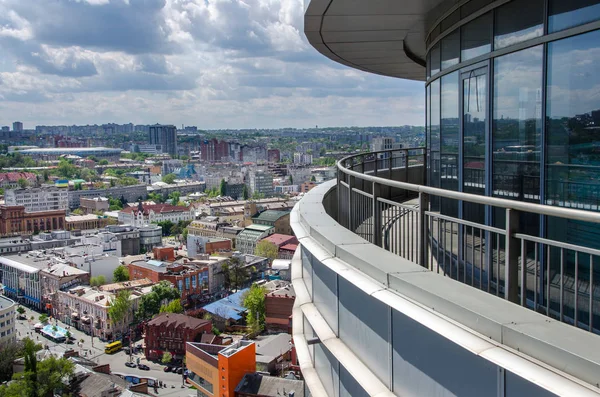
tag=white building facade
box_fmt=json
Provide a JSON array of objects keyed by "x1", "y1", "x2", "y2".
[{"x1": 5, "y1": 187, "x2": 69, "y2": 212}]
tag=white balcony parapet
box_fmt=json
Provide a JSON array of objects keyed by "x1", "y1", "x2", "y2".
[{"x1": 292, "y1": 179, "x2": 600, "y2": 396}]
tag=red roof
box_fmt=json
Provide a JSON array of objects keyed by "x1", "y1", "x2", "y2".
[
  {"x1": 0, "y1": 172, "x2": 36, "y2": 182},
  {"x1": 262, "y1": 233, "x2": 298, "y2": 247},
  {"x1": 280, "y1": 244, "x2": 298, "y2": 252},
  {"x1": 120, "y1": 203, "x2": 189, "y2": 215},
  {"x1": 146, "y1": 312, "x2": 211, "y2": 330}
]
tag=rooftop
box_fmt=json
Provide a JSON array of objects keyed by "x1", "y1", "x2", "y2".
[
  {"x1": 267, "y1": 284, "x2": 295, "y2": 299},
  {"x1": 146, "y1": 312, "x2": 211, "y2": 330},
  {"x1": 243, "y1": 224, "x2": 275, "y2": 232},
  {"x1": 252, "y1": 210, "x2": 290, "y2": 223},
  {"x1": 255, "y1": 333, "x2": 292, "y2": 360},
  {"x1": 235, "y1": 373, "x2": 304, "y2": 396},
  {"x1": 262, "y1": 234, "x2": 297, "y2": 247},
  {"x1": 99, "y1": 278, "x2": 154, "y2": 293},
  {"x1": 202, "y1": 288, "x2": 249, "y2": 321},
  {"x1": 120, "y1": 203, "x2": 189, "y2": 215},
  {"x1": 65, "y1": 214, "x2": 103, "y2": 222},
  {"x1": 0, "y1": 295, "x2": 16, "y2": 310}
]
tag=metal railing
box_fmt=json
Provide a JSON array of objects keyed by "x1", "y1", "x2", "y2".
[{"x1": 335, "y1": 148, "x2": 600, "y2": 334}]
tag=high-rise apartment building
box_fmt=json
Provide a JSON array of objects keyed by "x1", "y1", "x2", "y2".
[
  {"x1": 12, "y1": 121, "x2": 23, "y2": 132},
  {"x1": 295, "y1": 1, "x2": 600, "y2": 396},
  {"x1": 5, "y1": 187, "x2": 69, "y2": 212},
  {"x1": 249, "y1": 170, "x2": 274, "y2": 197},
  {"x1": 201, "y1": 138, "x2": 230, "y2": 162},
  {"x1": 148, "y1": 124, "x2": 177, "y2": 157}
]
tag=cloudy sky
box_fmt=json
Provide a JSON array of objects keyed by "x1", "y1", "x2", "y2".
[{"x1": 0, "y1": 0, "x2": 424, "y2": 129}]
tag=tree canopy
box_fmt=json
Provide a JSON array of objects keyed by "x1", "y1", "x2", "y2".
[
  {"x1": 90, "y1": 275, "x2": 106, "y2": 287},
  {"x1": 136, "y1": 281, "x2": 180, "y2": 321},
  {"x1": 108, "y1": 290, "x2": 132, "y2": 325},
  {"x1": 255, "y1": 240, "x2": 278, "y2": 263},
  {"x1": 243, "y1": 284, "x2": 266, "y2": 334},
  {"x1": 159, "y1": 298, "x2": 184, "y2": 314},
  {"x1": 113, "y1": 265, "x2": 130, "y2": 282},
  {"x1": 162, "y1": 173, "x2": 176, "y2": 184}
]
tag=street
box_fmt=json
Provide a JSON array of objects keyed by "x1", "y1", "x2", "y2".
[{"x1": 14, "y1": 306, "x2": 195, "y2": 396}]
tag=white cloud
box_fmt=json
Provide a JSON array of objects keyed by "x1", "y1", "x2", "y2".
[{"x1": 0, "y1": 0, "x2": 424, "y2": 128}]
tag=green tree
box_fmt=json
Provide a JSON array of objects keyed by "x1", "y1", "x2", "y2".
[
  {"x1": 159, "y1": 298, "x2": 184, "y2": 314},
  {"x1": 108, "y1": 197, "x2": 123, "y2": 211},
  {"x1": 90, "y1": 275, "x2": 107, "y2": 287},
  {"x1": 38, "y1": 314, "x2": 48, "y2": 323},
  {"x1": 227, "y1": 257, "x2": 248, "y2": 291},
  {"x1": 98, "y1": 159, "x2": 109, "y2": 165},
  {"x1": 71, "y1": 208, "x2": 84, "y2": 215},
  {"x1": 42, "y1": 170, "x2": 50, "y2": 182},
  {"x1": 289, "y1": 175, "x2": 293, "y2": 185},
  {"x1": 136, "y1": 281, "x2": 180, "y2": 321},
  {"x1": 113, "y1": 265, "x2": 130, "y2": 282},
  {"x1": 16, "y1": 306, "x2": 25, "y2": 316},
  {"x1": 161, "y1": 352, "x2": 173, "y2": 364},
  {"x1": 156, "y1": 220, "x2": 174, "y2": 236},
  {"x1": 242, "y1": 185, "x2": 249, "y2": 200},
  {"x1": 56, "y1": 158, "x2": 78, "y2": 179},
  {"x1": 243, "y1": 284, "x2": 266, "y2": 334},
  {"x1": 311, "y1": 175, "x2": 316, "y2": 182},
  {"x1": 118, "y1": 176, "x2": 139, "y2": 186},
  {"x1": 108, "y1": 290, "x2": 132, "y2": 325},
  {"x1": 162, "y1": 173, "x2": 176, "y2": 184},
  {"x1": 255, "y1": 240, "x2": 279, "y2": 263},
  {"x1": 17, "y1": 178, "x2": 29, "y2": 189},
  {"x1": 169, "y1": 191, "x2": 181, "y2": 205},
  {"x1": 220, "y1": 178, "x2": 227, "y2": 196}
]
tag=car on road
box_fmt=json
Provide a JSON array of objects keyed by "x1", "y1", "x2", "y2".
[
  {"x1": 138, "y1": 364, "x2": 150, "y2": 371},
  {"x1": 176, "y1": 367, "x2": 184, "y2": 374},
  {"x1": 163, "y1": 366, "x2": 171, "y2": 372},
  {"x1": 125, "y1": 362, "x2": 136, "y2": 368}
]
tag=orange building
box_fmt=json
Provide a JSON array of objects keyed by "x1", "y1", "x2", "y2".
[{"x1": 186, "y1": 340, "x2": 256, "y2": 397}]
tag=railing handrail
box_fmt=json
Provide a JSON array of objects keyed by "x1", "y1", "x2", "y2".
[{"x1": 337, "y1": 147, "x2": 600, "y2": 224}]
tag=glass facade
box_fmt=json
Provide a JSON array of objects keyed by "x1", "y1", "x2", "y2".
[{"x1": 425, "y1": 0, "x2": 600, "y2": 323}]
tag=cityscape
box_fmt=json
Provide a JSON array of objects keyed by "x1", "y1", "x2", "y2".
[{"x1": 2, "y1": 1, "x2": 600, "y2": 397}]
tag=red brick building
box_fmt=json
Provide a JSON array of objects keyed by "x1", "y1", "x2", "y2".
[
  {"x1": 144, "y1": 313, "x2": 212, "y2": 360},
  {"x1": 265, "y1": 284, "x2": 295, "y2": 332},
  {"x1": 201, "y1": 138, "x2": 230, "y2": 162},
  {"x1": 128, "y1": 261, "x2": 208, "y2": 302},
  {"x1": 205, "y1": 238, "x2": 232, "y2": 254},
  {"x1": 0, "y1": 205, "x2": 66, "y2": 236},
  {"x1": 153, "y1": 246, "x2": 175, "y2": 261}
]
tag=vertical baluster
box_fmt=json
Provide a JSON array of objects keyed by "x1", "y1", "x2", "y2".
[
  {"x1": 450, "y1": 222, "x2": 454, "y2": 279},
  {"x1": 589, "y1": 255, "x2": 594, "y2": 332},
  {"x1": 534, "y1": 243, "x2": 538, "y2": 311},
  {"x1": 520, "y1": 239, "x2": 526, "y2": 306},
  {"x1": 496, "y1": 233, "x2": 500, "y2": 297},
  {"x1": 429, "y1": 216, "x2": 434, "y2": 271},
  {"x1": 470, "y1": 227, "x2": 475, "y2": 286},
  {"x1": 437, "y1": 218, "x2": 441, "y2": 274},
  {"x1": 546, "y1": 245, "x2": 551, "y2": 316},
  {"x1": 575, "y1": 253, "x2": 579, "y2": 327},
  {"x1": 560, "y1": 248, "x2": 564, "y2": 322}
]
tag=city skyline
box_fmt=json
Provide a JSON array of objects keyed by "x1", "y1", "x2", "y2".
[{"x1": 0, "y1": 0, "x2": 425, "y2": 129}]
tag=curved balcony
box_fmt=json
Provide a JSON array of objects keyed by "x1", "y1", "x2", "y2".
[{"x1": 291, "y1": 148, "x2": 600, "y2": 397}]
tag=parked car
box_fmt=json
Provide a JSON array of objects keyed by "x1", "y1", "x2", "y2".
[
  {"x1": 125, "y1": 362, "x2": 136, "y2": 368},
  {"x1": 163, "y1": 366, "x2": 171, "y2": 372},
  {"x1": 138, "y1": 364, "x2": 150, "y2": 371},
  {"x1": 176, "y1": 368, "x2": 183, "y2": 374}
]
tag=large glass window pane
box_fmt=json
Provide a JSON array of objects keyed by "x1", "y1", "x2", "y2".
[
  {"x1": 546, "y1": 30, "x2": 600, "y2": 327},
  {"x1": 430, "y1": 79, "x2": 441, "y2": 211},
  {"x1": 441, "y1": 71, "x2": 459, "y2": 217},
  {"x1": 461, "y1": 0, "x2": 493, "y2": 19},
  {"x1": 441, "y1": 9, "x2": 460, "y2": 32},
  {"x1": 461, "y1": 12, "x2": 491, "y2": 61},
  {"x1": 463, "y1": 69, "x2": 487, "y2": 224},
  {"x1": 492, "y1": 45, "x2": 543, "y2": 232},
  {"x1": 441, "y1": 30, "x2": 460, "y2": 70},
  {"x1": 430, "y1": 43, "x2": 441, "y2": 76},
  {"x1": 548, "y1": 0, "x2": 600, "y2": 33},
  {"x1": 494, "y1": 0, "x2": 544, "y2": 50}
]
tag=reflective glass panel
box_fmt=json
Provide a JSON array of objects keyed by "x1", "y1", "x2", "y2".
[
  {"x1": 430, "y1": 79, "x2": 441, "y2": 210},
  {"x1": 463, "y1": 69, "x2": 487, "y2": 224},
  {"x1": 441, "y1": 72, "x2": 459, "y2": 217},
  {"x1": 441, "y1": 30, "x2": 460, "y2": 70},
  {"x1": 461, "y1": 0, "x2": 493, "y2": 18},
  {"x1": 548, "y1": 0, "x2": 600, "y2": 33},
  {"x1": 441, "y1": 9, "x2": 461, "y2": 32},
  {"x1": 461, "y1": 12, "x2": 491, "y2": 61},
  {"x1": 430, "y1": 43, "x2": 441, "y2": 76},
  {"x1": 494, "y1": 0, "x2": 543, "y2": 49}
]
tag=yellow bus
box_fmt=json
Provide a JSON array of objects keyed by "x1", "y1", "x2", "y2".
[{"x1": 105, "y1": 341, "x2": 123, "y2": 354}]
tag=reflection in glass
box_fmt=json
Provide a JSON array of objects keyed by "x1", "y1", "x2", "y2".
[
  {"x1": 549, "y1": 0, "x2": 600, "y2": 33},
  {"x1": 430, "y1": 43, "x2": 441, "y2": 76},
  {"x1": 461, "y1": 0, "x2": 493, "y2": 18},
  {"x1": 441, "y1": 30, "x2": 460, "y2": 70},
  {"x1": 463, "y1": 69, "x2": 487, "y2": 224},
  {"x1": 492, "y1": 46, "x2": 543, "y2": 233},
  {"x1": 461, "y1": 12, "x2": 491, "y2": 61},
  {"x1": 441, "y1": 72, "x2": 459, "y2": 217},
  {"x1": 430, "y1": 79, "x2": 441, "y2": 211},
  {"x1": 494, "y1": 0, "x2": 543, "y2": 49}
]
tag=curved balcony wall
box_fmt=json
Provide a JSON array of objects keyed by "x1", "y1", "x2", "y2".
[{"x1": 292, "y1": 180, "x2": 600, "y2": 397}]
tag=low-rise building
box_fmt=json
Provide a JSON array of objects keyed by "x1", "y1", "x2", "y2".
[
  {"x1": 138, "y1": 225, "x2": 162, "y2": 252},
  {"x1": 118, "y1": 203, "x2": 193, "y2": 227},
  {"x1": 236, "y1": 224, "x2": 274, "y2": 254},
  {"x1": 0, "y1": 172, "x2": 37, "y2": 189},
  {"x1": 251, "y1": 210, "x2": 291, "y2": 235},
  {"x1": 68, "y1": 184, "x2": 147, "y2": 209},
  {"x1": 299, "y1": 181, "x2": 316, "y2": 193},
  {"x1": 0, "y1": 255, "x2": 43, "y2": 309},
  {"x1": 65, "y1": 214, "x2": 110, "y2": 231},
  {"x1": 57, "y1": 285, "x2": 141, "y2": 341},
  {"x1": 187, "y1": 235, "x2": 232, "y2": 257},
  {"x1": 79, "y1": 197, "x2": 109, "y2": 214},
  {"x1": 0, "y1": 205, "x2": 66, "y2": 236},
  {"x1": 249, "y1": 171, "x2": 274, "y2": 197},
  {"x1": 265, "y1": 284, "x2": 295, "y2": 332},
  {"x1": 41, "y1": 262, "x2": 90, "y2": 315},
  {"x1": 235, "y1": 373, "x2": 304, "y2": 397},
  {"x1": 0, "y1": 295, "x2": 17, "y2": 344},
  {"x1": 144, "y1": 313, "x2": 212, "y2": 360},
  {"x1": 5, "y1": 187, "x2": 69, "y2": 212},
  {"x1": 127, "y1": 259, "x2": 207, "y2": 302},
  {"x1": 186, "y1": 340, "x2": 256, "y2": 397}
]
